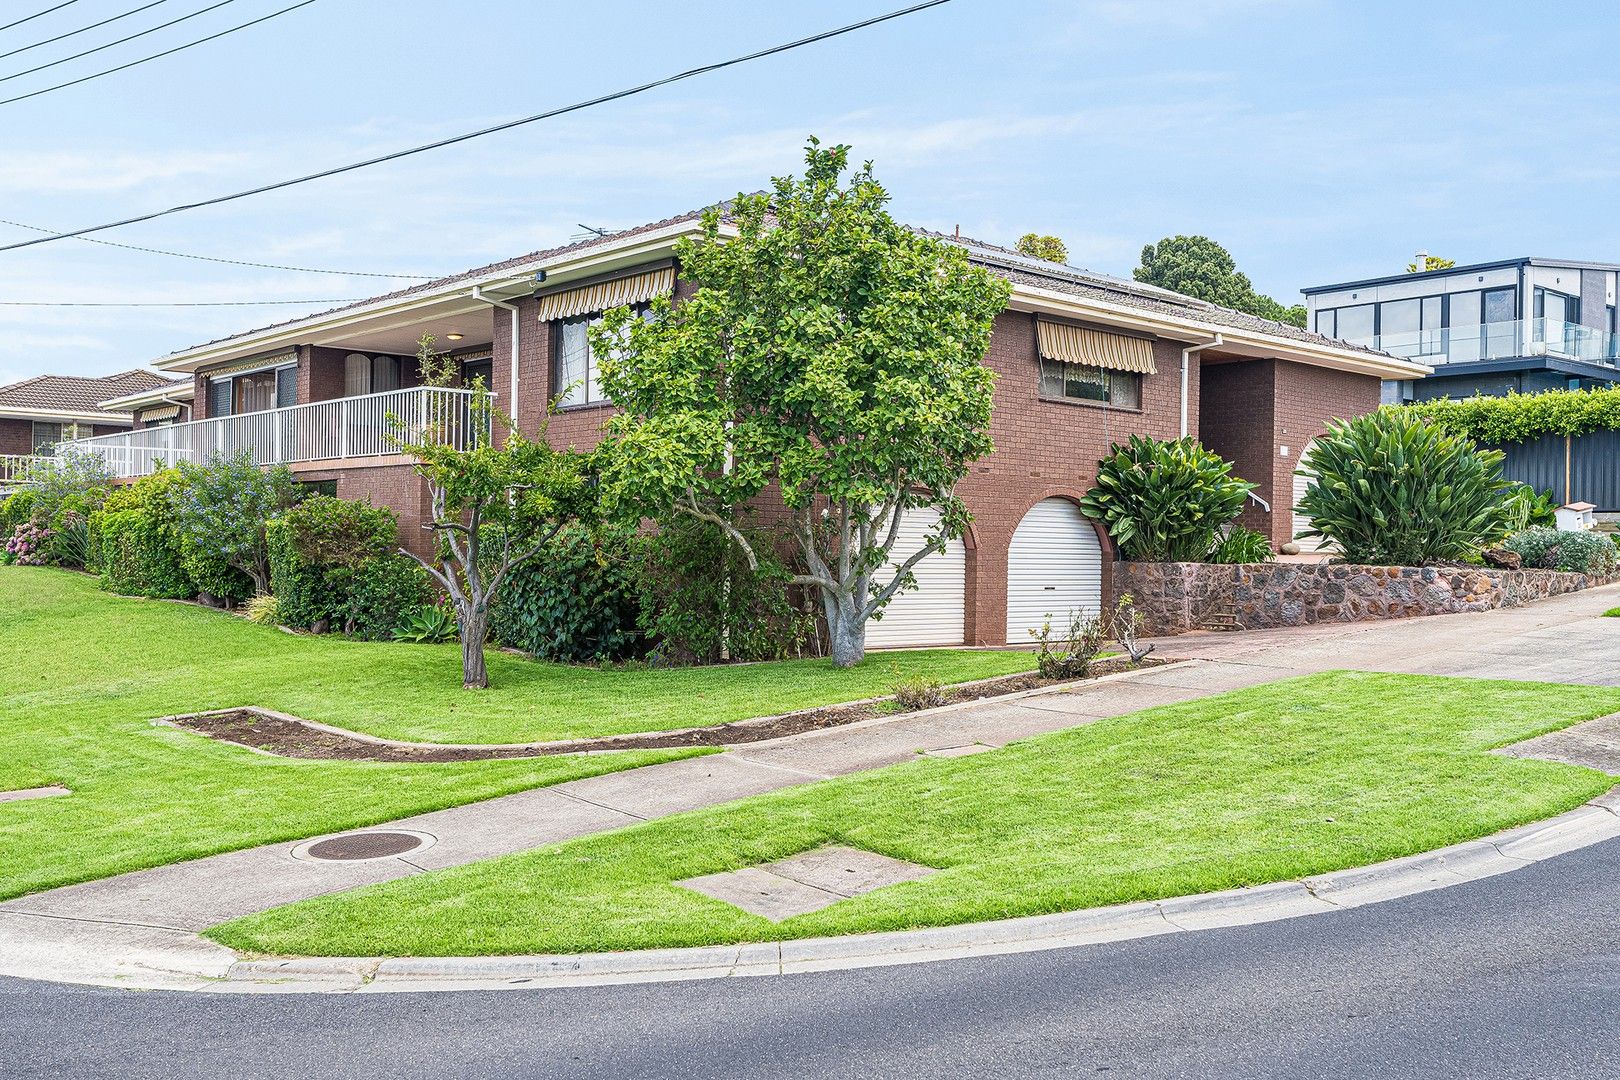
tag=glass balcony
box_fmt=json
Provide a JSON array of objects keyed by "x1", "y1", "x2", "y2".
[{"x1": 1362, "y1": 319, "x2": 1620, "y2": 369}]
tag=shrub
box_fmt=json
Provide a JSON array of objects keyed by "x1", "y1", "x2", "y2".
[
  {"x1": 1208, "y1": 525, "x2": 1274, "y2": 565},
  {"x1": 889, "y1": 668, "x2": 947, "y2": 711},
  {"x1": 1504, "y1": 527, "x2": 1619, "y2": 576},
  {"x1": 0, "y1": 489, "x2": 36, "y2": 534},
  {"x1": 633, "y1": 518, "x2": 813, "y2": 664},
  {"x1": 346, "y1": 555, "x2": 433, "y2": 641},
  {"x1": 1078, "y1": 436, "x2": 1255, "y2": 562},
  {"x1": 4, "y1": 521, "x2": 50, "y2": 566},
  {"x1": 1030, "y1": 608, "x2": 1107, "y2": 680},
  {"x1": 46, "y1": 504, "x2": 92, "y2": 569},
  {"x1": 1497, "y1": 483, "x2": 1559, "y2": 536},
  {"x1": 1391, "y1": 387, "x2": 1620, "y2": 444},
  {"x1": 491, "y1": 523, "x2": 642, "y2": 662},
  {"x1": 266, "y1": 495, "x2": 400, "y2": 631},
  {"x1": 24, "y1": 447, "x2": 111, "y2": 528},
  {"x1": 1109, "y1": 593, "x2": 1155, "y2": 663},
  {"x1": 394, "y1": 602, "x2": 458, "y2": 644},
  {"x1": 243, "y1": 593, "x2": 281, "y2": 626},
  {"x1": 90, "y1": 470, "x2": 194, "y2": 599},
  {"x1": 172, "y1": 452, "x2": 298, "y2": 599},
  {"x1": 1294, "y1": 412, "x2": 1511, "y2": 565}
]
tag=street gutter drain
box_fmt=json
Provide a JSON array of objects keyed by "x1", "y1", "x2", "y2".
[{"x1": 304, "y1": 832, "x2": 425, "y2": 862}]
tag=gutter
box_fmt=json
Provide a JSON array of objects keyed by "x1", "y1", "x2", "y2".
[
  {"x1": 1179, "y1": 334, "x2": 1222, "y2": 438},
  {"x1": 471, "y1": 287, "x2": 521, "y2": 423}
]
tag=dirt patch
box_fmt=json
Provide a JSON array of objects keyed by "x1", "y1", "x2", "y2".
[{"x1": 163, "y1": 655, "x2": 1166, "y2": 763}]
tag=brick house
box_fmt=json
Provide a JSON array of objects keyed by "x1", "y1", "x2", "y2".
[
  {"x1": 0, "y1": 369, "x2": 169, "y2": 493},
  {"x1": 60, "y1": 209, "x2": 1427, "y2": 647}
]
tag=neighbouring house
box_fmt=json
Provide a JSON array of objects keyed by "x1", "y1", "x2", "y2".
[
  {"x1": 98, "y1": 376, "x2": 195, "y2": 430},
  {"x1": 0, "y1": 369, "x2": 168, "y2": 494},
  {"x1": 57, "y1": 208, "x2": 1426, "y2": 646},
  {"x1": 1303, "y1": 257, "x2": 1620, "y2": 403}
]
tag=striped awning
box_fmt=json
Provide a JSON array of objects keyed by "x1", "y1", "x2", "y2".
[
  {"x1": 535, "y1": 266, "x2": 675, "y2": 323},
  {"x1": 202, "y1": 351, "x2": 297, "y2": 380},
  {"x1": 1036, "y1": 320, "x2": 1157, "y2": 374},
  {"x1": 138, "y1": 404, "x2": 182, "y2": 422}
]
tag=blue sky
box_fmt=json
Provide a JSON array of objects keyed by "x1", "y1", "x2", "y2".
[{"x1": 4, "y1": 0, "x2": 1620, "y2": 384}]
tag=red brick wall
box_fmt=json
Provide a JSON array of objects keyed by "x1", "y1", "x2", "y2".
[
  {"x1": 1199, "y1": 358, "x2": 1277, "y2": 538},
  {"x1": 1269, "y1": 360, "x2": 1381, "y2": 548},
  {"x1": 301, "y1": 346, "x2": 349, "y2": 404},
  {"x1": 0, "y1": 417, "x2": 31, "y2": 456}
]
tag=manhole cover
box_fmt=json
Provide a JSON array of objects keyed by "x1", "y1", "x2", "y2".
[{"x1": 303, "y1": 831, "x2": 425, "y2": 861}]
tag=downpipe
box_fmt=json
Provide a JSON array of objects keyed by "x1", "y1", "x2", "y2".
[{"x1": 1179, "y1": 334, "x2": 1223, "y2": 438}]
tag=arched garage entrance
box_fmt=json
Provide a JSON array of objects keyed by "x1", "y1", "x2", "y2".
[
  {"x1": 865, "y1": 507, "x2": 967, "y2": 648},
  {"x1": 1005, "y1": 497, "x2": 1104, "y2": 643},
  {"x1": 1291, "y1": 439, "x2": 1335, "y2": 553}
]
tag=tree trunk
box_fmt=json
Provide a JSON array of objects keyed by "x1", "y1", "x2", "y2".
[
  {"x1": 826, "y1": 598, "x2": 867, "y2": 668},
  {"x1": 459, "y1": 608, "x2": 490, "y2": 689}
]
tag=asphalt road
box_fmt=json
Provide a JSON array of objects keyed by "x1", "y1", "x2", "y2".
[{"x1": 3, "y1": 839, "x2": 1617, "y2": 1080}]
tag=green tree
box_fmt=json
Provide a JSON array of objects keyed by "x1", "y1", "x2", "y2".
[
  {"x1": 172, "y1": 452, "x2": 299, "y2": 596},
  {"x1": 391, "y1": 393, "x2": 592, "y2": 688},
  {"x1": 1134, "y1": 235, "x2": 1305, "y2": 327},
  {"x1": 1016, "y1": 233, "x2": 1068, "y2": 263},
  {"x1": 594, "y1": 139, "x2": 1010, "y2": 667}
]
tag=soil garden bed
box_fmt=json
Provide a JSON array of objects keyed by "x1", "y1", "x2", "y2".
[{"x1": 162, "y1": 655, "x2": 1165, "y2": 762}]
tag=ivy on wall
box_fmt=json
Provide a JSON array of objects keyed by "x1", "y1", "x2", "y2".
[{"x1": 1388, "y1": 387, "x2": 1620, "y2": 445}]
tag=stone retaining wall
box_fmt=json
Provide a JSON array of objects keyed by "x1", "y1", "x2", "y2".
[{"x1": 1116, "y1": 561, "x2": 1612, "y2": 636}]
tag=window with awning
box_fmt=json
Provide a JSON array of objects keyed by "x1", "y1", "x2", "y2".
[
  {"x1": 535, "y1": 266, "x2": 675, "y2": 323},
  {"x1": 1035, "y1": 319, "x2": 1157, "y2": 374}
]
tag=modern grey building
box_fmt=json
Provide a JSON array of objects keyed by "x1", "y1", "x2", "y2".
[{"x1": 1302, "y1": 258, "x2": 1620, "y2": 402}]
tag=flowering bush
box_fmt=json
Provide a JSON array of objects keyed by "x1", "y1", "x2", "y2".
[{"x1": 4, "y1": 521, "x2": 51, "y2": 566}]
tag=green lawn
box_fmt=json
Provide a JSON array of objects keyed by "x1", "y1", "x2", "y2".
[
  {"x1": 0, "y1": 568, "x2": 1030, "y2": 901},
  {"x1": 210, "y1": 671, "x2": 1620, "y2": 958}
]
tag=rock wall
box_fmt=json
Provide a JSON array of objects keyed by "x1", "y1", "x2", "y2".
[{"x1": 1116, "y1": 561, "x2": 1610, "y2": 636}]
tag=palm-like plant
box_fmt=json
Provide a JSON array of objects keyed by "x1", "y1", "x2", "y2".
[
  {"x1": 1079, "y1": 436, "x2": 1254, "y2": 562},
  {"x1": 1295, "y1": 412, "x2": 1510, "y2": 565}
]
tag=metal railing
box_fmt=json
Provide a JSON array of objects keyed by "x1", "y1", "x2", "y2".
[
  {"x1": 59, "y1": 385, "x2": 489, "y2": 479},
  {"x1": 1367, "y1": 318, "x2": 1620, "y2": 369},
  {"x1": 0, "y1": 453, "x2": 43, "y2": 492}
]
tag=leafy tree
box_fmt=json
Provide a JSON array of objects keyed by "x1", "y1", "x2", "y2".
[
  {"x1": 1016, "y1": 233, "x2": 1068, "y2": 263},
  {"x1": 172, "y1": 452, "x2": 299, "y2": 595},
  {"x1": 1406, "y1": 254, "x2": 1456, "y2": 273},
  {"x1": 594, "y1": 139, "x2": 1010, "y2": 667},
  {"x1": 391, "y1": 394, "x2": 592, "y2": 688},
  {"x1": 1134, "y1": 235, "x2": 1305, "y2": 327}
]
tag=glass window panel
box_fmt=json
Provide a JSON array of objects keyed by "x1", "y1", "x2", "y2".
[
  {"x1": 30, "y1": 422, "x2": 61, "y2": 454},
  {"x1": 1314, "y1": 309, "x2": 1335, "y2": 336},
  {"x1": 1039, "y1": 357, "x2": 1064, "y2": 398},
  {"x1": 371, "y1": 355, "x2": 399, "y2": 393},
  {"x1": 275, "y1": 365, "x2": 297, "y2": 409},
  {"x1": 555, "y1": 318, "x2": 590, "y2": 406},
  {"x1": 344, "y1": 353, "x2": 371, "y2": 397},
  {"x1": 1063, "y1": 364, "x2": 1108, "y2": 402},
  {"x1": 207, "y1": 377, "x2": 232, "y2": 418},
  {"x1": 1107, "y1": 370, "x2": 1142, "y2": 409},
  {"x1": 1421, "y1": 296, "x2": 1442, "y2": 328},
  {"x1": 1448, "y1": 291, "x2": 1481, "y2": 328},
  {"x1": 1335, "y1": 304, "x2": 1375, "y2": 344},
  {"x1": 1484, "y1": 287, "x2": 1517, "y2": 324},
  {"x1": 1379, "y1": 299, "x2": 1421, "y2": 335},
  {"x1": 234, "y1": 371, "x2": 276, "y2": 414}
]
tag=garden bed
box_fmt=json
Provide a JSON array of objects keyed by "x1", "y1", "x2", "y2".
[
  {"x1": 162, "y1": 655, "x2": 1164, "y2": 762},
  {"x1": 1119, "y1": 560, "x2": 1617, "y2": 636}
]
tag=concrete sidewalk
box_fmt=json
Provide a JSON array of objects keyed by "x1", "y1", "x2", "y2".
[{"x1": 4, "y1": 581, "x2": 1618, "y2": 990}]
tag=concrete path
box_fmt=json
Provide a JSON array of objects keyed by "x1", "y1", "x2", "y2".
[{"x1": 4, "y1": 581, "x2": 1618, "y2": 990}]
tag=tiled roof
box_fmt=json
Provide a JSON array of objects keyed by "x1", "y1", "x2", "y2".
[
  {"x1": 159, "y1": 197, "x2": 1397, "y2": 366},
  {"x1": 0, "y1": 369, "x2": 169, "y2": 415}
]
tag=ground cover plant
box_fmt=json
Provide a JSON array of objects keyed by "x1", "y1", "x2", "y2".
[
  {"x1": 209, "y1": 671, "x2": 1620, "y2": 958},
  {"x1": 0, "y1": 569, "x2": 1034, "y2": 898}
]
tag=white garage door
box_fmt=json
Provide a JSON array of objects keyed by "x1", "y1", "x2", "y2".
[
  {"x1": 1291, "y1": 440, "x2": 1335, "y2": 552},
  {"x1": 1006, "y1": 498, "x2": 1104, "y2": 643},
  {"x1": 865, "y1": 507, "x2": 966, "y2": 648}
]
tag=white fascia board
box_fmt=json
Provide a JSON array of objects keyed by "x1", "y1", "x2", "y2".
[
  {"x1": 151, "y1": 219, "x2": 714, "y2": 374},
  {"x1": 0, "y1": 407, "x2": 133, "y2": 426},
  {"x1": 98, "y1": 384, "x2": 195, "y2": 411},
  {"x1": 1008, "y1": 284, "x2": 1432, "y2": 380}
]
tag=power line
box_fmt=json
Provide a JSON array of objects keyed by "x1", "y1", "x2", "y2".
[
  {"x1": 0, "y1": 0, "x2": 320, "y2": 109},
  {"x1": 0, "y1": 1, "x2": 169, "y2": 63},
  {"x1": 0, "y1": 0, "x2": 234, "y2": 84},
  {"x1": 0, "y1": 2, "x2": 80, "y2": 35},
  {"x1": 0, "y1": 0, "x2": 954, "y2": 253},
  {"x1": 0, "y1": 299, "x2": 359, "y2": 307},
  {"x1": 0, "y1": 217, "x2": 436, "y2": 278}
]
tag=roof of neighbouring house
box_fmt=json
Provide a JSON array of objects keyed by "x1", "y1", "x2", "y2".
[
  {"x1": 0, "y1": 369, "x2": 169, "y2": 421},
  {"x1": 153, "y1": 198, "x2": 1425, "y2": 379},
  {"x1": 97, "y1": 376, "x2": 196, "y2": 412}
]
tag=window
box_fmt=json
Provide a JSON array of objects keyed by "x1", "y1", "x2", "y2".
[
  {"x1": 343, "y1": 353, "x2": 402, "y2": 397},
  {"x1": 1314, "y1": 308, "x2": 1335, "y2": 337},
  {"x1": 233, "y1": 371, "x2": 276, "y2": 414},
  {"x1": 1039, "y1": 357, "x2": 1142, "y2": 409},
  {"x1": 1333, "y1": 304, "x2": 1375, "y2": 345},
  {"x1": 552, "y1": 309, "x2": 652, "y2": 407},
  {"x1": 1374, "y1": 296, "x2": 1445, "y2": 357},
  {"x1": 207, "y1": 361, "x2": 297, "y2": 418},
  {"x1": 31, "y1": 421, "x2": 64, "y2": 454}
]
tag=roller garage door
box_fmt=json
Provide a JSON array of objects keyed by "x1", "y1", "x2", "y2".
[
  {"x1": 1005, "y1": 498, "x2": 1104, "y2": 643},
  {"x1": 1291, "y1": 439, "x2": 1335, "y2": 552},
  {"x1": 865, "y1": 507, "x2": 966, "y2": 648}
]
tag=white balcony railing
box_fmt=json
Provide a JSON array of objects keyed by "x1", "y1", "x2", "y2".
[
  {"x1": 60, "y1": 385, "x2": 489, "y2": 480},
  {"x1": 0, "y1": 453, "x2": 43, "y2": 491}
]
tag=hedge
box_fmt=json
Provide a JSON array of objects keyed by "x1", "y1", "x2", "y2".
[
  {"x1": 1389, "y1": 387, "x2": 1620, "y2": 444},
  {"x1": 90, "y1": 471, "x2": 194, "y2": 599}
]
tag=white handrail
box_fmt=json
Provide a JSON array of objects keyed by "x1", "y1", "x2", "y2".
[{"x1": 59, "y1": 386, "x2": 489, "y2": 479}]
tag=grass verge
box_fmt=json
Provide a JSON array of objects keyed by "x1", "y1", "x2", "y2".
[{"x1": 209, "y1": 671, "x2": 1620, "y2": 958}]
